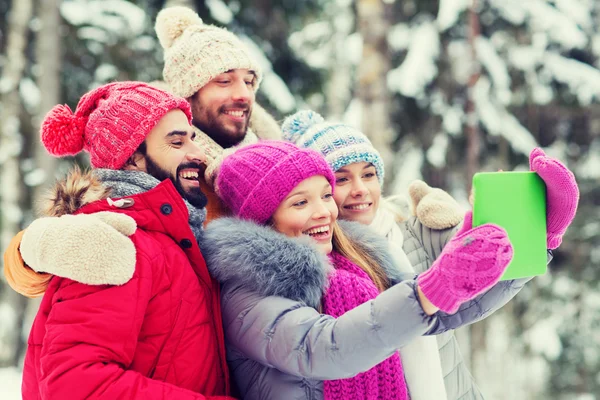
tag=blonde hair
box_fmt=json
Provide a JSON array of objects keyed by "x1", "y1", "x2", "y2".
[
  {"x1": 331, "y1": 222, "x2": 390, "y2": 292},
  {"x1": 3, "y1": 230, "x2": 52, "y2": 298}
]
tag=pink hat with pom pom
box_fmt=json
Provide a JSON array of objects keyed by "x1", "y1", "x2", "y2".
[{"x1": 41, "y1": 81, "x2": 192, "y2": 169}]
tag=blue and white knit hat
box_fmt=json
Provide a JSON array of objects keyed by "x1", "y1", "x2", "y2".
[{"x1": 282, "y1": 110, "x2": 384, "y2": 185}]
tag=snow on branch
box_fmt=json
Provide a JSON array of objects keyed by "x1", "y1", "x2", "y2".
[
  {"x1": 387, "y1": 20, "x2": 440, "y2": 98},
  {"x1": 60, "y1": 0, "x2": 146, "y2": 38},
  {"x1": 543, "y1": 52, "x2": 600, "y2": 105},
  {"x1": 473, "y1": 78, "x2": 538, "y2": 156},
  {"x1": 490, "y1": 0, "x2": 588, "y2": 49},
  {"x1": 436, "y1": 0, "x2": 469, "y2": 32},
  {"x1": 242, "y1": 37, "x2": 296, "y2": 113},
  {"x1": 475, "y1": 37, "x2": 511, "y2": 105}
]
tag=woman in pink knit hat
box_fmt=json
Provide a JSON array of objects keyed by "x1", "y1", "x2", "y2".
[{"x1": 200, "y1": 140, "x2": 516, "y2": 400}]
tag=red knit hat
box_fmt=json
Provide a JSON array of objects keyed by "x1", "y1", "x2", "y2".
[{"x1": 41, "y1": 81, "x2": 193, "y2": 169}]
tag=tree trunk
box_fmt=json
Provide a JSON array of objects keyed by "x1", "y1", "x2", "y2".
[
  {"x1": 0, "y1": 0, "x2": 33, "y2": 367},
  {"x1": 465, "y1": 0, "x2": 481, "y2": 190},
  {"x1": 355, "y1": 0, "x2": 394, "y2": 186},
  {"x1": 34, "y1": 0, "x2": 61, "y2": 193}
]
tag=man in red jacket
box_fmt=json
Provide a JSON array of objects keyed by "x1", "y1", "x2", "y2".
[{"x1": 13, "y1": 81, "x2": 234, "y2": 400}]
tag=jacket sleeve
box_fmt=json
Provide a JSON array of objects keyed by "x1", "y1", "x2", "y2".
[
  {"x1": 221, "y1": 278, "x2": 463, "y2": 380},
  {"x1": 39, "y1": 252, "x2": 231, "y2": 400}
]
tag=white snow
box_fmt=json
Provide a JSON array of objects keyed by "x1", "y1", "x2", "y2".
[
  {"x1": 446, "y1": 40, "x2": 471, "y2": 85},
  {"x1": 24, "y1": 168, "x2": 47, "y2": 187},
  {"x1": 342, "y1": 98, "x2": 362, "y2": 129},
  {"x1": 0, "y1": 117, "x2": 23, "y2": 165},
  {"x1": 0, "y1": 367, "x2": 21, "y2": 400},
  {"x1": 388, "y1": 21, "x2": 440, "y2": 98},
  {"x1": 206, "y1": 0, "x2": 234, "y2": 25},
  {"x1": 131, "y1": 35, "x2": 155, "y2": 52},
  {"x1": 475, "y1": 37, "x2": 511, "y2": 105},
  {"x1": 390, "y1": 141, "x2": 424, "y2": 197},
  {"x1": 387, "y1": 23, "x2": 410, "y2": 52},
  {"x1": 525, "y1": 317, "x2": 562, "y2": 361},
  {"x1": 60, "y1": 0, "x2": 146, "y2": 38},
  {"x1": 288, "y1": 21, "x2": 334, "y2": 70},
  {"x1": 260, "y1": 74, "x2": 296, "y2": 113},
  {"x1": 77, "y1": 26, "x2": 110, "y2": 44},
  {"x1": 426, "y1": 133, "x2": 449, "y2": 168},
  {"x1": 436, "y1": 0, "x2": 469, "y2": 31},
  {"x1": 491, "y1": 0, "x2": 588, "y2": 49},
  {"x1": 473, "y1": 78, "x2": 538, "y2": 156},
  {"x1": 95, "y1": 64, "x2": 118, "y2": 83},
  {"x1": 19, "y1": 78, "x2": 41, "y2": 113},
  {"x1": 241, "y1": 37, "x2": 296, "y2": 113},
  {"x1": 344, "y1": 33, "x2": 363, "y2": 65},
  {"x1": 543, "y1": 52, "x2": 600, "y2": 105},
  {"x1": 553, "y1": 0, "x2": 594, "y2": 31},
  {"x1": 0, "y1": 76, "x2": 16, "y2": 93},
  {"x1": 575, "y1": 139, "x2": 600, "y2": 179},
  {"x1": 442, "y1": 104, "x2": 464, "y2": 136}
]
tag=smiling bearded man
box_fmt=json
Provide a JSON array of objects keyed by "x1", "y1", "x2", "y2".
[{"x1": 9, "y1": 81, "x2": 234, "y2": 400}]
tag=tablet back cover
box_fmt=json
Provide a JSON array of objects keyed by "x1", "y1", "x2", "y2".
[{"x1": 472, "y1": 171, "x2": 547, "y2": 280}]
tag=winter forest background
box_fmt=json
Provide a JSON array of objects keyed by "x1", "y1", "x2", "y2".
[{"x1": 0, "y1": 0, "x2": 599, "y2": 398}]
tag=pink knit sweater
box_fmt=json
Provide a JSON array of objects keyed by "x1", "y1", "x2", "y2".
[{"x1": 322, "y1": 252, "x2": 408, "y2": 400}]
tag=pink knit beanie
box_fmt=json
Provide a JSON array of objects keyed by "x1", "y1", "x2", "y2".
[
  {"x1": 217, "y1": 141, "x2": 335, "y2": 224},
  {"x1": 41, "y1": 81, "x2": 192, "y2": 170}
]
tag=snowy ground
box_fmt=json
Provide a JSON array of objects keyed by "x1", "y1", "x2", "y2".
[{"x1": 0, "y1": 367, "x2": 21, "y2": 399}]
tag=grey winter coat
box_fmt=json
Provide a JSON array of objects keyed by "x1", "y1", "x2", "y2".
[
  {"x1": 201, "y1": 217, "x2": 527, "y2": 400},
  {"x1": 400, "y1": 216, "x2": 538, "y2": 400}
]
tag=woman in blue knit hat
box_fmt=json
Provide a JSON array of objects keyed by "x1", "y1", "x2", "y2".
[{"x1": 282, "y1": 110, "x2": 579, "y2": 400}]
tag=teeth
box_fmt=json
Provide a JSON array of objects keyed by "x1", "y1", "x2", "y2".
[
  {"x1": 347, "y1": 204, "x2": 369, "y2": 210},
  {"x1": 180, "y1": 171, "x2": 199, "y2": 179},
  {"x1": 225, "y1": 110, "x2": 244, "y2": 118},
  {"x1": 304, "y1": 226, "x2": 329, "y2": 235}
]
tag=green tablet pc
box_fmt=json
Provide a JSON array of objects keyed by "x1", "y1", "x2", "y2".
[{"x1": 472, "y1": 171, "x2": 547, "y2": 280}]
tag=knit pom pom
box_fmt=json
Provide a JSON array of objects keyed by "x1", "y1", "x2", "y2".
[
  {"x1": 281, "y1": 110, "x2": 324, "y2": 144},
  {"x1": 41, "y1": 104, "x2": 86, "y2": 156},
  {"x1": 155, "y1": 6, "x2": 203, "y2": 49}
]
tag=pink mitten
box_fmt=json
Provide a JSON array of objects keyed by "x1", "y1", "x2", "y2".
[
  {"x1": 417, "y1": 211, "x2": 514, "y2": 313},
  {"x1": 529, "y1": 148, "x2": 579, "y2": 249}
]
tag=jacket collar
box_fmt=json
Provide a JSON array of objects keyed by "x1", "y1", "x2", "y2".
[{"x1": 201, "y1": 218, "x2": 404, "y2": 308}]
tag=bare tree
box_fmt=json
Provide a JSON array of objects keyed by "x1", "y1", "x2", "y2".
[
  {"x1": 34, "y1": 0, "x2": 61, "y2": 190},
  {"x1": 0, "y1": 0, "x2": 33, "y2": 367},
  {"x1": 355, "y1": 0, "x2": 395, "y2": 186}
]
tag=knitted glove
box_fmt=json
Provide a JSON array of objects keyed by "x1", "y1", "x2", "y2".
[
  {"x1": 408, "y1": 180, "x2": 464, "y2": 230},
  {"x1": 417, "y1": 211, "x2": 514, "y2": 313},
  {"x1": 529, "y1": 148, "x2": 579, "y2": 249},
  {"x1": 20, "y1": 212, "x2": 137, "y2": 285}
]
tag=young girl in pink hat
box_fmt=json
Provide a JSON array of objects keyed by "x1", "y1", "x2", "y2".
[{"x1": 200, "y1": 140, "x2": 516, "y2": 400}]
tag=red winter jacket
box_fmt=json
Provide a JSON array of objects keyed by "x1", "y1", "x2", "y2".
[{"x1": 22, "y1": 172, "x2": 232, "y2": 400}]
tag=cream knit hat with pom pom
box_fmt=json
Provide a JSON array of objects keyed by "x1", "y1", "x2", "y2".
[{"x1": 155, "y1": 6, "x2": 262, "y2": 99}]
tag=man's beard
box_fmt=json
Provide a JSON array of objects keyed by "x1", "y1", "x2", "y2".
[
  {"x1": 194, "y1": 103, "x2": 251, "y2": 149},
  {"x1": 144, "y1": 156, "x2": 208, "y2": 209}
]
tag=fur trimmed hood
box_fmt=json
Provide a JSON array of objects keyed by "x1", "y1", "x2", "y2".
[
  {"x1": 40, "y1": 167, "x2": 112, "y2": 217},
  {"x1": 201, "y1": 218, "x2": 404, "y2": 308}
]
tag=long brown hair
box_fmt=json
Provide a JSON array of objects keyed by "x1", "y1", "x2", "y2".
[{"x1": 331, "y1": 222, "x2": 390, "y2": 292}]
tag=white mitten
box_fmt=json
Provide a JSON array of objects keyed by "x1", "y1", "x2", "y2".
[{"x1": 20, "y1": 212, "x2": 137, "y2": 285}]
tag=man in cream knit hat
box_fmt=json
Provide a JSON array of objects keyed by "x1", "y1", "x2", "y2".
[{"x1": 155, "y1": 6, "x2": 281, "y2": 221}]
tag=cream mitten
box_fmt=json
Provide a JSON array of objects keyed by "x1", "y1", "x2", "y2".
[
  {"x1": 408, "y1": 180, "x2": 464, "y2": 230},
  {"x1": 20, "y1": 212, "x2": 137, "y2": 285}
]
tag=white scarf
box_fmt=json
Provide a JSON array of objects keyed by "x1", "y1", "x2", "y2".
[{"x1": 370, "y1": 204, "x2": 448, "y2": 400}]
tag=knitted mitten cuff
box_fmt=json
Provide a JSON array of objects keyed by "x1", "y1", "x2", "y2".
[{"x1": 417, "y1": 212, "x2": 514, "y2": 313}]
